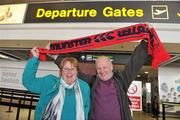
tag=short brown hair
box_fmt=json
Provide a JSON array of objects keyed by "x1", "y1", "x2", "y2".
[{"x1": 60, "y1": 57, "x2": 79, "y2": 70}]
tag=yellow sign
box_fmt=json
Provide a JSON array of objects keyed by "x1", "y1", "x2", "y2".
[{"x1": 35, "y1": 7, "x2": 144, "y2": 20}]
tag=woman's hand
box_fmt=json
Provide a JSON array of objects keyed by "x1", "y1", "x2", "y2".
[{"x1": 31, "y1": 47, "x2": 39, "y2": 58}]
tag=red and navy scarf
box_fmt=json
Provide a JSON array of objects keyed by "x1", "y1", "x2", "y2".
[{"x1": 36, "y1": 23, "x2": 170, "y2": 69}]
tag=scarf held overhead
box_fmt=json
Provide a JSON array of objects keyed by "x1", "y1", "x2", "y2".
[{"x1": 36, "y1": 23, "x2": 170, "y2": 69}]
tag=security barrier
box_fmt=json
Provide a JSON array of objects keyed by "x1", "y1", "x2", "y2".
[
  {"x1": 0, "y1": 88, "x2": 39, "y2": 120},
  {"x1": 162, "y1": 102, "x2": 180, "y2": 120}
]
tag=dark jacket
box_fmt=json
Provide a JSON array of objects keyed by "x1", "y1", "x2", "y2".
[{"x1": 55, "y1": 40, "x2": 148, "y2": 120}]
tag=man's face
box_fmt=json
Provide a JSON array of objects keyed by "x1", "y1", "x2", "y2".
[
  {"x1": 61, "y1": 61, "x2": 78, "y2": 85},
  {"x1": 96, "y1": 57, "x2": 113, "y2": 81}
]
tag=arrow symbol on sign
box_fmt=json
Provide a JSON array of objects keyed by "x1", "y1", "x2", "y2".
[{"x1": 81, "y1": 55, "x2": 85, "y2": 60}]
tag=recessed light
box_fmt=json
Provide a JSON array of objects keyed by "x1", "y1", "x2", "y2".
[
  {"x1": 0, "y1": 54, "x2": 9, "y2": 59},
  {"x1": 145, "y1": 71, "x2": 148, "y2": 74}
]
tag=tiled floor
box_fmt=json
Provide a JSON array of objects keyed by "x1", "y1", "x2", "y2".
[
  {"x1": 133, "y1": 111, "x2": 179, "y2": 120},
  {"x1": 0, "y1": 106, "x2": 179, "y2": 120},
  {"x1": 0, "y1": 106, "x2": 34, "y2": 120}
]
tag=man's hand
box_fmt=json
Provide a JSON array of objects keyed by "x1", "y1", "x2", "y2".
[{"x1": 145, "y1": 22, "x2": 153, "y2": 29}]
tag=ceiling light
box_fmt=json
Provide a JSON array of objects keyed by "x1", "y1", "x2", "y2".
[
  {"x1": 0, "y1": 50, "x2": 22, "y2": 61},
  {"x1": 137, "y1": 74, "x2": 141, "y2": 77},
  {"x1": 145, "y1": 71, "x2": 149, "y2": 74},
  {"x1": 0, "y1": 54, "x2": 9, "y2": 59}
]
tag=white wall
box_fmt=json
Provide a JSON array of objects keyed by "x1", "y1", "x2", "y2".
[
  {"x1": 0, "y1": 59, "x2": 59, "y2": 90},
  {"x1": 158, "y1": 67, "x2": 180, "y2": 102},
  {"x1": 158, "y1": 67, "x2": 180, "y2": 113},
  {"x1": 0, "y1": 23, "x2": 179, "y2": 43}
]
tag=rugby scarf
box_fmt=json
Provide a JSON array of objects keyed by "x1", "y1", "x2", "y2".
[{"x1": 35, "y1": 23, "x2": 170, "y2": 69}]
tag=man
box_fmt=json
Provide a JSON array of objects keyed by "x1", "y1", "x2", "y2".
[{"x1": 55, "y1": 40, "x2": 148, "y2": 120}]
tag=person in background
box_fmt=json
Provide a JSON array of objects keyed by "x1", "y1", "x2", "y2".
[
  {"x1": 54, "y1": 39, "x2": 149, "y2": 120},
  {"x1": 152, "y1": 95, "x2": 159, "y2": 119},
  {"x1": 22, "y1": 47, "x2": 90, "y2": 120}
]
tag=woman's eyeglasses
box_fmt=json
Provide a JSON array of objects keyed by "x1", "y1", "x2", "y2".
[{"x1": 62, "y1": 67, "x2": 76, "y2": 72}]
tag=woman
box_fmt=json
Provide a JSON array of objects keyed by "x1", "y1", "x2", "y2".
[{"x1": 22, "y1": 47, "x2": 90, "y2": 120}]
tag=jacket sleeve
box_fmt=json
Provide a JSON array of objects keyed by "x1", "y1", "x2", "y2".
[
  {"x1": 22, "y1": 57, "x2": 46, "y2": 94},
  {"x1": 119, "y1": 40, "x2": 148, "y2": 91}
]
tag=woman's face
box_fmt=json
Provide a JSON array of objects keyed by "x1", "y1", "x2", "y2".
[{"x1": 61, "y1": 61, "x2": 78, "y2": 85}]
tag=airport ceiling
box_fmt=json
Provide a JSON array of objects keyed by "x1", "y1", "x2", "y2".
[
  {"x1": 0, "y1": 0, "x2": 66, "y2": 5},
  {"x1": 0, "y1": 0, "x2": 177, "y2": 5}
]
